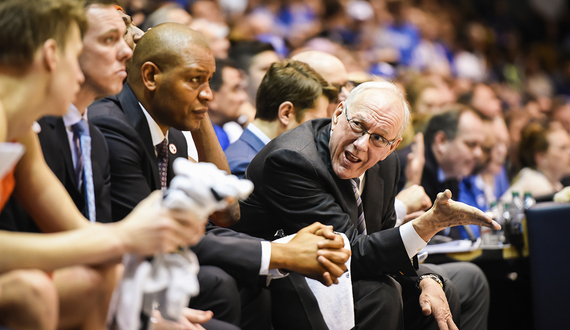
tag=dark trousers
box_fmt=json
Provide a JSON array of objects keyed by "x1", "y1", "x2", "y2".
[{"x1": 268, "y1": 271, "x2": 461, "y2": 330}]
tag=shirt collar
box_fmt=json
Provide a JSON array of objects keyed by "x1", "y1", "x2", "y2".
[
  {"x1": 247, "y1": 123, "x2": 271, "y2": 146},
  {"x1": 139, "y1": 102, "x2": 166, "y2": 146},
  {"x1": 63, "y1": 103, "x2": 87, "y2": 128},
  {"x1": 437, "y1": 168, "x2": 446, "y2": 183}
]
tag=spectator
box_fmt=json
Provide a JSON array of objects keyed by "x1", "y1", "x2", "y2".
[{"x1": 501, "y1": 120, "x2": 570, "y2": 202}]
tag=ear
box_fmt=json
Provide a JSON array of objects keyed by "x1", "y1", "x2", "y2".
[
  {"x1": 433, "y1": 131, "x2": 448, "y2": 154},
  {"x1": 42, "y1": 39, "x2": 59, "y2": 72},
  {"x1": 278, "y1": 101, "x2": 294, "y2": 127},
  {"x1": 331, "y1": 102, "x2": 344, "y2": 130},
  {"x1": 140, "y1": 61, "x2": 160, "y2": 92}
]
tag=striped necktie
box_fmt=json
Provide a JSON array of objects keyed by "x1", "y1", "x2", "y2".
[
  {"x1": 350, "y1": 178, "x2": 367, "y2": 235},
  {"x1": 71, "y1": 120, "x2": 96, "y2": 223},
  {"x1": 156, "y1": 138, "x2": 169, "y2": 191}
]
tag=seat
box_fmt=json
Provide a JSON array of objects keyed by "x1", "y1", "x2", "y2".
[{"x1": 526, "y1": 202, "x2": 570, "y2": 330}]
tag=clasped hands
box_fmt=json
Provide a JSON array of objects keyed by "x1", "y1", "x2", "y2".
[{"x1": 270, "y1": 222, "x2": 351, "y2": 287}]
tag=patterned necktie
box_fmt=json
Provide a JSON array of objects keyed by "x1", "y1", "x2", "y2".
[
  {"x1": 71, "y1": 120, "x2": 96, "y2": 223},
  {"x1": 350, "y1": 178, "x2": 367, "y2": 235},
  {"x1": 156, "y1": 138, "x2": 169, "y2": 191}
]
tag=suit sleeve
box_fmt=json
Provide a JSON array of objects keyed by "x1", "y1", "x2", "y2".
[
  {"x1": 260, "y1": 149, "x2": 416, "y2": 280},
  {"x1": 89, "y1": 114, "x2": 156, "y2": 222},
  {"x1": 91, "y1": 111, "x2": 264, "y2": 285}
]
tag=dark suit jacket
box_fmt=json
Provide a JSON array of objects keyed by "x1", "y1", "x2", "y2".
[
  {"x1": 88, "y1": 83, "x2": 263, "y2": 285},
  {"x1": 0, "y1": 116, "x2": 111, "y2": 232},
  {"x1": 236, "y1": 118, "x2": 417, "y2": 280},
  {"x1": 421, "y1": 142, "x2": 460, "y2": 203},
  {"x1": 224, "y1": 126, "x2": 266, "y2": 179}
]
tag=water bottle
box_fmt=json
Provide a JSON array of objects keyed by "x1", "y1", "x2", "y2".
[
  {"x1": 523, "y1": 191, "x2": 536, "y2": 210},
  {"x1": 509, "y1": 192, "x2": 525, "y2": 254},
  {"x1": 502, "y1": 203, "x2": 511, "y2": 244},
  {"x1": 482, "y1": 202, "x2": 502, "y2": 245}
]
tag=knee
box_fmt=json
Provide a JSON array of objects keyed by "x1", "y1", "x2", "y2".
[
  {"x1": 1, "y1": 269, "x2": 58, "y2": 329},
  {"x1": 457, "y1": 262, "x2": 490, "y2": 297},
  {"x1": 200, "y1": 266, "x2": 239, "y2": 300}
]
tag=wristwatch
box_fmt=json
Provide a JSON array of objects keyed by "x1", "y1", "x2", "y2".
[{"x1": 416, "y1": 273, "x2": 444, "y2": 289}]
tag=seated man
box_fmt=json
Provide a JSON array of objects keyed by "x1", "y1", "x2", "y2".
[
  {"x1": 0, "y1": 0, "x2": 203, "y2": 329},
  {"x1": 88, "y1": 23, "x2": 351, "y2": 329},
  {"x1": 225, "y1": 59, "x2": 335, "y2": 178},
  {"x1": 236, "y1": 81, "x2": 500, "y2": 329},
  {"x1": 421, "y1": 105, "x2": 486, "y2": 239}
]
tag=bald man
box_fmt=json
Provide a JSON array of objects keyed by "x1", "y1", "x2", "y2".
[
  {"x1": 89, "y1": 23, "x2": 350, "y2": 329},
  {"x1": 292, "y1": 50, "x2": 352, "y2": 116}
]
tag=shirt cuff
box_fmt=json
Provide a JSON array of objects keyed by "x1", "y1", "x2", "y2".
[
  {"x1": 259, "y1": 241, "x2": 271, "y2": 275},
  {"x1": 260, "y1": 241, "x2": 288, "y2": 285},
  {"x1": 399, "y1": 221, "x2": 428, "y2": 259},
  {"x1": 394, "y1": 198, "x2": 407, "y2": 227}
]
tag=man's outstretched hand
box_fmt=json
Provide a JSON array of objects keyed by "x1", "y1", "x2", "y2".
[
  {"x1": 412, "y1": 190, "x2": 501, "y2": 242},
  {"x1": 270, "y1": 222, "x2": 351, "y2": 286}
]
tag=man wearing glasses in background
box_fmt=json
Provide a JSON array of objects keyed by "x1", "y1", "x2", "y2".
[{"x1": 236, "y1": 81, "x2": 500, "y2": 330}]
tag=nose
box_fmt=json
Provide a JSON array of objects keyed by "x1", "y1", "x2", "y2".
[
  {"x1": 199, "y1": 82, "x2": 214, "y2": 102},
  {"x1": 77, "y1": 66, "x2": 85, "y2": 85},
  {"x1": 118, "y1": 38, "x2": 133, "y2": 62},
  {"x1": 353, "y1": 133, "x2": 370, "y2": 151},
  {"x1": 473, "y1": 145, "x2": 483, "y2": 159}
]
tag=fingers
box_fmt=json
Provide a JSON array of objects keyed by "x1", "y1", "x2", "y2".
[
  {"x1": 298, "y1": 222, "x2": 328, "y2": 235},
  {"x1": 436, "y1": 318, "x2": 450, "y2": 330},
  {"x1": 317, "y1": 249, "x2": 350, "y2": 265},
  {"x1": 183, "y1": 308, "x2": 213, "y2": 324},
  {"x1": 317, "y1": 254, "x2": 348, "y2": 278},
  {"x1": 422, "y1": 193, "x2": 433, "y2": 210},
  {"x1": 435, "y1": 189, "x2": 453, "y2": 204},
  {"x1": 448, "y1": 319, "x2": 459, "y2": 330},
  {"x1": 419, "y1": 299, "x2": 432, "y2": 316},
  {"x1": 320, "y1": 271, "x2": 334, "y2": 286},
  {"x1": 314, "y1": 225, "x2": 337, "y2": 240},
  {"x1": 317, "y1": 235, "x2": 345, "y2": 249}
]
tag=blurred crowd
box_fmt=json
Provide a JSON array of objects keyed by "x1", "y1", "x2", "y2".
[{"x1": 118, "y1": 0, "x2": 570, "y2": 205}]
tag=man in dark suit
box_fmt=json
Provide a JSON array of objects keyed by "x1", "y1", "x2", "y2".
[
  {"x1": 236, "y1": 81, "x2": 500, "y2": 329},
  {"x1": 88, "y1": 22, "x2": 351, "y2": 330},
  {"x1": 225, "y1": 59, "x2": 334, "y2": 178}
]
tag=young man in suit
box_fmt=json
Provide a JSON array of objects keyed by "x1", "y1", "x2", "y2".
[
  {"x1": 237, "y1": 81, "x2": 501, "y2": 329},
  {"x1": 88, "y1": 22, "x2": 351, "y2": 329},
  {"x1": 224, "y1": 60, "x2": 335, "y2": 179},
  {"x1": 0, "y1": 0, "x2": 204, "y2": 329}
]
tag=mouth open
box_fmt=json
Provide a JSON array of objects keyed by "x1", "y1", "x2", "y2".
[{"x1": 345, "y1": 151, "x2": 361, "y2": 163}]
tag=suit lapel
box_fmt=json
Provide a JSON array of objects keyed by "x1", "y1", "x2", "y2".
[
  {"x1": 118, "y1": 84, "x2": 161, "y2": 188},
  {"x1": 362, "y1": 164, "x2": 384, "y2": 234},
  {"x1": 314, "y1": 120, "x2": 360, "y2": 227},
  {"x1": 44, "y1": 116, "x2": 79, "y2": 189}
]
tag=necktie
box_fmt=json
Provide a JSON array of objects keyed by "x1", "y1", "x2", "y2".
[
  {"x1": 71, "y1": 120, "x2": 96, "y2": 223},
  {"x1": 156, "y1": 138, "x2": 169, "y2": 191},
  {"x1": 350, "y1": 178, "x2": 367, "y2": 235}
]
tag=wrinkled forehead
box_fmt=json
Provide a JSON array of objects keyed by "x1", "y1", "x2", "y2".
[{"x1": 350, "y1": 89, "x2": 404, "y2": 117}]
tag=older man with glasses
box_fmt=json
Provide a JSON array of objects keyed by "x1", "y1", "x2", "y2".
[{"x1": 236, "y1": 81, "x2": 500, "y2": 330}]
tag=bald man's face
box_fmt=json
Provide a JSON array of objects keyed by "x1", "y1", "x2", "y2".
[
  {"x1": 329, "y1": 91, "x2": 404, "y2": 180},
  {"x1": 151, "y1": 46, "x2": 215, "y2": 131}
]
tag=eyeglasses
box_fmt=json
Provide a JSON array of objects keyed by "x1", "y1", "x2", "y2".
[
  {"x1": 332, "y1": 81, "x2": 355, "y2": 94},
  {"x1": 344, "y1": 106, "x2": 397, "y2": 148}
]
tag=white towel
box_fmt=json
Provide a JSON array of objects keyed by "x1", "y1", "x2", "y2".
[{"x1": 274, "y1": 234, "x2": 355, "y2": 330}]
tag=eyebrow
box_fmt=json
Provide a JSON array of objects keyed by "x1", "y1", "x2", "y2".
[{"x1": 352, "y1": 113, "x2": 390, "y2": 137}]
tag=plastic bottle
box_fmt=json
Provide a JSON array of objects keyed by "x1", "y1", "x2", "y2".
[
  {"x1": 523, "y1": 191, "x2": 536, "y2": 210},
  {"x1": 509, "y1": 192, "x2": 525, "y2": 254},
  {"x1": 502, "y1": 203, "x2": 511, "y2": 244}
]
